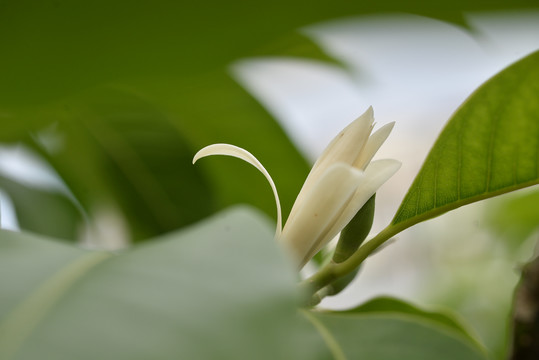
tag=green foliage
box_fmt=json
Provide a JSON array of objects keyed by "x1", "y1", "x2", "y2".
[
  {"x1": 1, "y1": 2, "x2": 539, "y2": 359},
  {"x1": 0, "y1": 207, "x2": 325, "y2": 360},
  {"x1": 309, "y1": 300, "x2": 486, "y2": 360},
  {"x1": 301, "y1": 49, "x2": 539, "y2": 329},
  {"x1": 392, "y1": 50, "x2": 539, "y2": 228},
  {"x1": 341, "y1": 296, "x2": 483, "y2": 350},
  {"x1": 23, "y1": 86, "x2": 217, "y2": 241},
  {"x1": 0, "y1": 0, "x2": 536, "y2": 241},
  {"x1": 0, "y1": 0, "x2": 534, "y2": 107},
  {"x1": 485, "y1": 189, "x2": 539, "y2": 250},
  {"x1": 3, "y1": 73, "x2": 311, "y2": 241},
  {"x1": 322, "y1": 195, "x2": 376, "y2": 296},
  {"x1": 0, "y1": 207, "x2": 485, "y2": 359},
  {"x1": 0, "y1": 176, "x2": 82, "y2": 240}
]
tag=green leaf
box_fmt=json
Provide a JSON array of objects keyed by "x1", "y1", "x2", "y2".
[
  {"x1": 307, "y1": 297, "x2": 487, "y2": 360},
  {"x1": 0, "y1": 207, "x2": 332, "y2": 360},
  {"x1": 485, "y1": 189, "x2": 539, "y2": 249},
  {"x1": 27, "y1": 86, "x2": 218, "y2": 241},
  {"x1": 0, "y1": 176, "x2": 82, "y2": 241},
  {"x1": 340, "y1": 296, "x2": 484, "y2": 351},
  {"x1": 12, "y1": 72, "x2": 310, "y2": 241},
  {"x1": 1, "y1": 2, "x2": 537, "y2": 240},
  {"x1": 392, "y1": 50, "x2": 539, "y2": 228},
  {"x1": 123, "y1": 71, "x2": 311, "y2": 224},
  {"x1": 0, "y1": 207, "x2": 492, "y2": 359},
  {"x1": 247, "y1": 31, "x2": 343, "y2": 66},
  {"x1": 0, "y1": 0, "x2": 534, "y2": 107}
]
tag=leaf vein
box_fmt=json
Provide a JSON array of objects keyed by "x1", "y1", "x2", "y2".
[
  {"x1": 484, "y1": 115, "x2": 497, "y2": 193},
  {"x1": 0, "y1": 251, "x2": 111, "y2": 359},
  {"x1": 300, "y1": 310, "x2": 347, "y2": 360}
]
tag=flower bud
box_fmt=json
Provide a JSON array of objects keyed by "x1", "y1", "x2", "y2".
[{"x1": 333, "y1": 194, "x2": 376, "y2": 263}]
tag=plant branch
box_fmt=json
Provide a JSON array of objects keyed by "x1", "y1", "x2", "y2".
[{"x1": 509, "y1": 253, "x2": 539, "y2": 360}]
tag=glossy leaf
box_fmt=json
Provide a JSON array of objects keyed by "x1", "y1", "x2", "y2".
[{"x1": 392, "y1": 50, "x2": 539, "y2": 228}]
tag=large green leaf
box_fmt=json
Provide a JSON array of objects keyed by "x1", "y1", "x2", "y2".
[
  {"x1": 0, "y1": 207, "x2": 331, "y2": 360},
  {"x1": 21, "y1": 86, "x2": 217, "y2": 241},
  {"x1": 12, "y1": 72, "x2": 310, "y2": 241},
  {"x1": 392, "y1": 50, "x2": 539, "y2": 228},
  {"x1": 309, "y1": 298, "x2": 487, "y2": 360},
  {"x1": 0, "y1": 207, "x2": 490, "y2": 359},
  {"x1": 0, "y1": 0, "x2": 534, "y2": 107},
  {"x1": 122, "y1": 71, "x2": 311, "y2": 223},
  {"x1": 1, "y1": 1, "x2": 536, "y2": 240}
]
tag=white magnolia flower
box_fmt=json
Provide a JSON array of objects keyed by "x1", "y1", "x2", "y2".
[{"x1": 193, "y1": 107, "x2": 400, "y2": 269}]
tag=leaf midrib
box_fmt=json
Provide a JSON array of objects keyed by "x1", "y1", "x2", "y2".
[{"x1": 393, "y1": 179, "x2": 539, "y2": 227}]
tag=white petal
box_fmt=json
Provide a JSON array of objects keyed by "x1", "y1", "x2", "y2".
[
  {"x1": 324, "y1": 159, "x2": 401, "y2": 245},
  {"x1": 354, "y1": 122, "x2": 395, "y2": 170},
  {"x1": 312, "y1": 106, "x2": 375, "y2": 171},
  {"x1": 287, "y1": 107, "x2": 374, "y2": 227},
  {"x1": 193, "y1": 144, "x2": 282, "y2": 235},
  {"x1": 279, "y1": 163, "x2": 364, "y2": 269}
]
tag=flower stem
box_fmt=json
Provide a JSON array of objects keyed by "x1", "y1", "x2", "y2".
[{"x1": 299, "y1": 222, "x2": 407, "y2": 301}]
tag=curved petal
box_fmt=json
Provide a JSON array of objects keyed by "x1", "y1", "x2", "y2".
[
  {"x1": 287, "y1": 107, "x2": 375, "y2": 227},
  {"x1": 324, "y1": 159, "x2": 402, "y2": 246},
  {"x1": 354, "y1": 122, "x2": 395, "y2": 170},
  {"x1": 193, "y1": 144, "x2": 282, "y2": 235},
  {"x1": 279, "y1": 163, "x2": 365, "y2": 269}
]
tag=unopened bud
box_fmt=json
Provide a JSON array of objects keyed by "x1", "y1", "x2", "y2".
[{"x1": 332, "y1": 194, "x2": 375, "y2": 264}]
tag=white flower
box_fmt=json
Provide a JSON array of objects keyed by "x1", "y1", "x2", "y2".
[{"x1": 193, "y1": 107, "x2": 400, "y2": 269}]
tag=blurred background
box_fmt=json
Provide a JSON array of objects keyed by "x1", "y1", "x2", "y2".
[{"x1": 1, "y1": 2, "x2": 539, "y2": 359}]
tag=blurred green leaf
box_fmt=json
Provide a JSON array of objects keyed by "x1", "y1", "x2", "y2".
[
  {"x1": 0, "y1": 1, "x2": 536, "y2": 240},
  {"x1": 0, "y1": 207, "x2": 332, "y2": 360},
  {"x1": 0, "y1": 0, "x2": 535, "y2": 108},
  {"x1": 248, "y1": 31, "x2": 344, "y2": 66},
  {"x1": 309, "y1": 299, "x2": 487, "y2": 360},
  {"x1": 0, "y1": 176, "x2": 82, "y2": 240},
  {"x1": 24, "y1": 87, "x2": 216, "y2": 241},
  {"x1": 16, "y1": 71, "x2": 310, "y2": 241},
  {"x1": 0, "y1": 206, "x2": 490, "y2": 359},
  {"x1": 123, "y1": 71, "x2": 311, "y2": 224},
  {"x1": 485, "y1": 189, "x2": 539, "y2": 250},
  {"x1": 392, "y1": 50, "x2": 539, "y2": 228},
  {"x1": 340, "y1": 296, "x2": 484, "y2": 351}
]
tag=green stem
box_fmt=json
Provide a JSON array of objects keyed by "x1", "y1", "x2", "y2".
[
  {"x1": 300, "y1": 221, "x2": 407, "y2": 299},
  {"x1": 300, "y1": 175, "x2": 539, "y2": 302}
]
